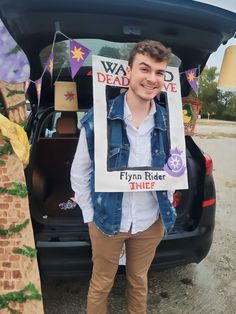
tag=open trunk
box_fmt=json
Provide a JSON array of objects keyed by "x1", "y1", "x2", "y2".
[{"x1": 26, "y1": 106, "x2": 205, "y2": 235}]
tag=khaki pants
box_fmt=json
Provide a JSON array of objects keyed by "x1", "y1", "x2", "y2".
[{"x1": 87, "y1": 218, "x2": 164, "y2": 314}]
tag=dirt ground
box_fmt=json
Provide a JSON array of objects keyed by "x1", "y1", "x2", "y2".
[{"x1": 41, "y1": 119, "x2": 236, "y2": 314}]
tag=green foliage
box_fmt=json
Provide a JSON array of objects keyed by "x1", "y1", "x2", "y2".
[
  {"x1": 0, "y1": 218, "x2": 29, "y2": 236},
  {"x1": 6, "y1": 88, "x2": 25, "y2": 98},
  {"x1": 0, "y1": 182, "x2": 28, "y2": 198},
  {"x1": 13, "y1": 245, "x2": 37, "y2": 258},
  {"x1": 40, "y1": 41, "x2": 69, "y2": 70},
  {"x1": 0, "y1": 142, "x2": 13, "y2": 156},
  {"x1": 6, "y1": 44, "x2": 22, "y2": 56},
  {"x1": 98, "y1": 43, "x2": 135, "y2": 60},
  {"x1": 198, "y1": 66, "x2": 236, "y2": 120},
  {"x1": 98, "y1": 46, "x2": 121, "y2": 58},
  {"x1": 0, "y1": 283, "x2": 42, "y2": 310}
]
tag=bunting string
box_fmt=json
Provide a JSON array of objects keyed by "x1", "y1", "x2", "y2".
[
  {"x1": 24, "y1": 30, "x2": 91, "y2": 108},
  {"x1": 24, "y1": 30, "x2": 200, "y2": 107}
]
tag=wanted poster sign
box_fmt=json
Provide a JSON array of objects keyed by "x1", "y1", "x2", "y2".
[{"x1": 93, "y1": 55, "x2": 188, "y2": 192}]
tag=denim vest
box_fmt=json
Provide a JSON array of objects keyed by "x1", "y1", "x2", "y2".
[{"x1": 81, "y1": 93, "x2": 177, "y2": 235}]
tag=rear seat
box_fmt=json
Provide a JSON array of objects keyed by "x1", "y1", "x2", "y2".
[
  {"x1": 52, "y1": 111, "x2": 80, "y2": 138},
  {"x1": 32, "y1": 112, "x2": 80, "y2": 217}
]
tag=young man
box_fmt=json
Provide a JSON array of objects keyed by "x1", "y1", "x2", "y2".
[{"x1": 71, "y1": 40, "x2": 177, "y2": 314}]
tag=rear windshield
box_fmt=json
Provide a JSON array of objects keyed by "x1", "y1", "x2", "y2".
[{"x1": 40, "y1": 38, "x2": 181, "y2": 70}]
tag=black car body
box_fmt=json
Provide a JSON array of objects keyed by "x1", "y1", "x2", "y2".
[{"x1": 0, "y1": 0, "x2": 235, "y2": 277}]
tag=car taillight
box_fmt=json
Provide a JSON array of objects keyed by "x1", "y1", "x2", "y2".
[
  {"x1": 172, "y1": 191, "x2": 182, "y2": 208},
  {"x1": 204, "y1": 153, "x2": 213, "y2": 176}
]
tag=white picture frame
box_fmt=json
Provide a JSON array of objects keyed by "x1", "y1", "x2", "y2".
[{"x1": 93, "y1": 55, "x2": 188, "y2": 192}]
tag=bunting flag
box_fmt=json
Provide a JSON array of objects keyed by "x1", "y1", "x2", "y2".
[
  {"x1": 0, "y1": 19, "x2": 202, "y2": 108},
  {"x1": 35, "y1": 78, "x2": 42, "y2": 105},
  {"x1": 185, "y1": 68, "x2": 198, "y2": 94},
  {"x1": 24, "y1": 79, "x2": 31, "y2": 94},
  {"x1": 46, "y1": 52, "x2": 54, "y2": 77},
  {"x1": 69, "y1": 39, "x2": 91, "y2": 79}
]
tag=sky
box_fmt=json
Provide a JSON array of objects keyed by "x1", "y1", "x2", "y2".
[
  {"x1": 194, "y1": 0, "x2": 236, "y2": 70},
  {"x1": 206, "y1": 37, "x2": 235, "y2": 71}
]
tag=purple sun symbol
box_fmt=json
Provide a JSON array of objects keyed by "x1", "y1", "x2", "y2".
[
  {"x1": 64, "y1": 91, "x2": 75, "y2": 101},
  {"x1": 167, "y1": 155, "x2": 183, "y2": 171},
  {"x1": 163, "y1": 147, "x2": 186, "y2": 177}
]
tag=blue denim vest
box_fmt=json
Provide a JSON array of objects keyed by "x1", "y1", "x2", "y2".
[{"x1": 81, "y1": 93, "x2": 177, "y2": 235}]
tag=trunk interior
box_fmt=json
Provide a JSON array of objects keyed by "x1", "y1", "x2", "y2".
[
  {"x1": 26, "y1": 110, "x2": 204, "y2": 233},
  {"x1": 27, "y1": 114, "x2": 84, "y2": 226}
]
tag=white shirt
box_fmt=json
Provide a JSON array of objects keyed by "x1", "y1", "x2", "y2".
[{"x1": 71, "y1": 97, "x2": 172, "y2": 234}]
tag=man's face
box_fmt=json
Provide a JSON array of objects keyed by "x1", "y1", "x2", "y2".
[{"x1": 126, "y1": 53, "x2": 168, "y2": 102}]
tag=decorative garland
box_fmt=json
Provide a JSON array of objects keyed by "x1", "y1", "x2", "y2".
[
  {"x1": 0, "y1": 142, "x2": 13, "y2": 156},
  {"x1": 6, "y1": 44, "x2": 22, "y2": 56},
  {"x1": 0, "y1": 182, "x2": 28, "y2": 198},
  {"x1": 0, "y1": 119, "x2": 42, "y2": 313},
  {"x1": 0, "y1": 282, "x2": 42, "y2": 311},
  {"x1": 6, "y1": 88, "x2": 25, "y2": 98},
  {"x1": 0, "y1": 218, "x2": 29, "y2": 236},
  {"x1": 13, "y1": 245, "x2": 37, "y2": 258},
  {"x1": 5, "y1": 103, "x2": 24, "y2": 111},
  {"x1": 19, "y1": 120, "x2": 27, "y2": 128}
]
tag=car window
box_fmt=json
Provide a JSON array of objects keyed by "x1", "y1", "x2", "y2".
[{"x1": 40, "y1": 39, "x2": 181, "y2": 70}]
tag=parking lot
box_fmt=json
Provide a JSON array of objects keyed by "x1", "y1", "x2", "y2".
[{"x1": 42, "y1": 119, "x2": 236, "y2": 314}]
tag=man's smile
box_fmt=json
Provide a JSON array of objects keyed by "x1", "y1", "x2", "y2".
[{"x1": 141, "y1": 84, "x2": 157, "y2": 90}]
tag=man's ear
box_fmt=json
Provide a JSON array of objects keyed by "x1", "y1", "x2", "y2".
[{"x1": 126, "y1": 65, "x2": 131, "y2": 79}]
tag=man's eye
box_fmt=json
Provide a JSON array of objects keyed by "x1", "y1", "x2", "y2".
[
  {"x1": 157, "y1": 72, "x2": 165, "y2": 77},
  {"x1": 140, "y1": 68, "x2": 148, "y2": 72}
]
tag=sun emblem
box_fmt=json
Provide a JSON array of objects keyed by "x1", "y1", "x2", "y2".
[
  {"x1": 187, "y1": 71, "x2": 195, "y2": 81},
  {"x1": 36, "y1": 82, "x2": 41, "y2": 94},
  {"x1": 49, "y1": 59, "x2": 53, "y2": 74},
  {"x1": 71, "y1": 46, "x2": 85, "y2": 61},
  {"x1": 168, "y1": 155, "x2": 183, "y2": 170},
  {"x1": 163, "y1": 148, "x2": 186, "y2": 177},
  {"x1": 64, "y1": 91, "x2": 75, "y2": 101}
]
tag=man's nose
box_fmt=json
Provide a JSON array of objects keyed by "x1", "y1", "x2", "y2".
[{"x1": 147, "y1": 71, "x2": 156, "y2": 82}]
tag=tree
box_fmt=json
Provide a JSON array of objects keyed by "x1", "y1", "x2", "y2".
[
  {"x1": 198, "y1": 66, "x2": 219, "y2": 114},
  {"x1": 198, "y1": 66, "x2": 236, "y2": 120},
  {"x1": 40, "y1": 41, "x2": 69, "y2": 69},
  {"x1": 98, "y1": 46, "x2": 121, "y2": 59},
  {"x1": 218, "y1": 91, "x2": 236, "y2": 117}
]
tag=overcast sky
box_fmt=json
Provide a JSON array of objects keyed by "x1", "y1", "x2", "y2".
[
  {"x1": 206, "y1": 37, "x2": 235, "y2": 71},
  {"x1": 194, "y1": 0, "x2": 236, "y2": 70}
]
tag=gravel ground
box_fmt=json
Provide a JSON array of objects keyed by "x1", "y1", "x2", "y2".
[{"x1": 41, "y1": 119, "x2": 236, "y2": 314}]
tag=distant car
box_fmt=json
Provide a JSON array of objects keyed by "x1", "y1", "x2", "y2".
[{"x1": 1, "y1": 0, "x2": 235, "y2": 277}]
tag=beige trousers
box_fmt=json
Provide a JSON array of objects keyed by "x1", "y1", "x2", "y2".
[{"x1": 87, "y1": 218, "x2": 164, "y2": 314}]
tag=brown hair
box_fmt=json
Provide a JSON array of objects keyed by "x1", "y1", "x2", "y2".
[{"x1": 128, "y1": 40, "x2": 172, "y2": 67}]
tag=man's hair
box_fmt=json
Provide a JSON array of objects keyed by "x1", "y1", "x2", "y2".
[{"x1": 128, "y1": 40, "x2": 172, "y2": 67}]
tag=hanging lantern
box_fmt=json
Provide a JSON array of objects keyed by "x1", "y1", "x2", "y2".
[
  {"x1": 217, "y1": 45, "x2": 236, "y2": 92},
  {"x1": 54, "y1": 81, "x2": 78, "y2": 111}
]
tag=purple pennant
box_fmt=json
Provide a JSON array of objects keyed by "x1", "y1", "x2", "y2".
[
  {"x1": 46, "y1": 51, "x2": 54, "y2": 77},
  {"x1": 24, "y1": 79, "x2": 31, "y2": 95},
  {"x1": 69, "y1": 40, "x2": 90, "y2": 79},
  {"x1": 185, "y1": 68, "x2": 198, "y2": 94},
  {"x1": 35, "y1": 78, "x2": 42, "y2": 105}
]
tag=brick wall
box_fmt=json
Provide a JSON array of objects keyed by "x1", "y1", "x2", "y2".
[{"x1": 0, "y1": 133, "x2": 44, "y2": 314}]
